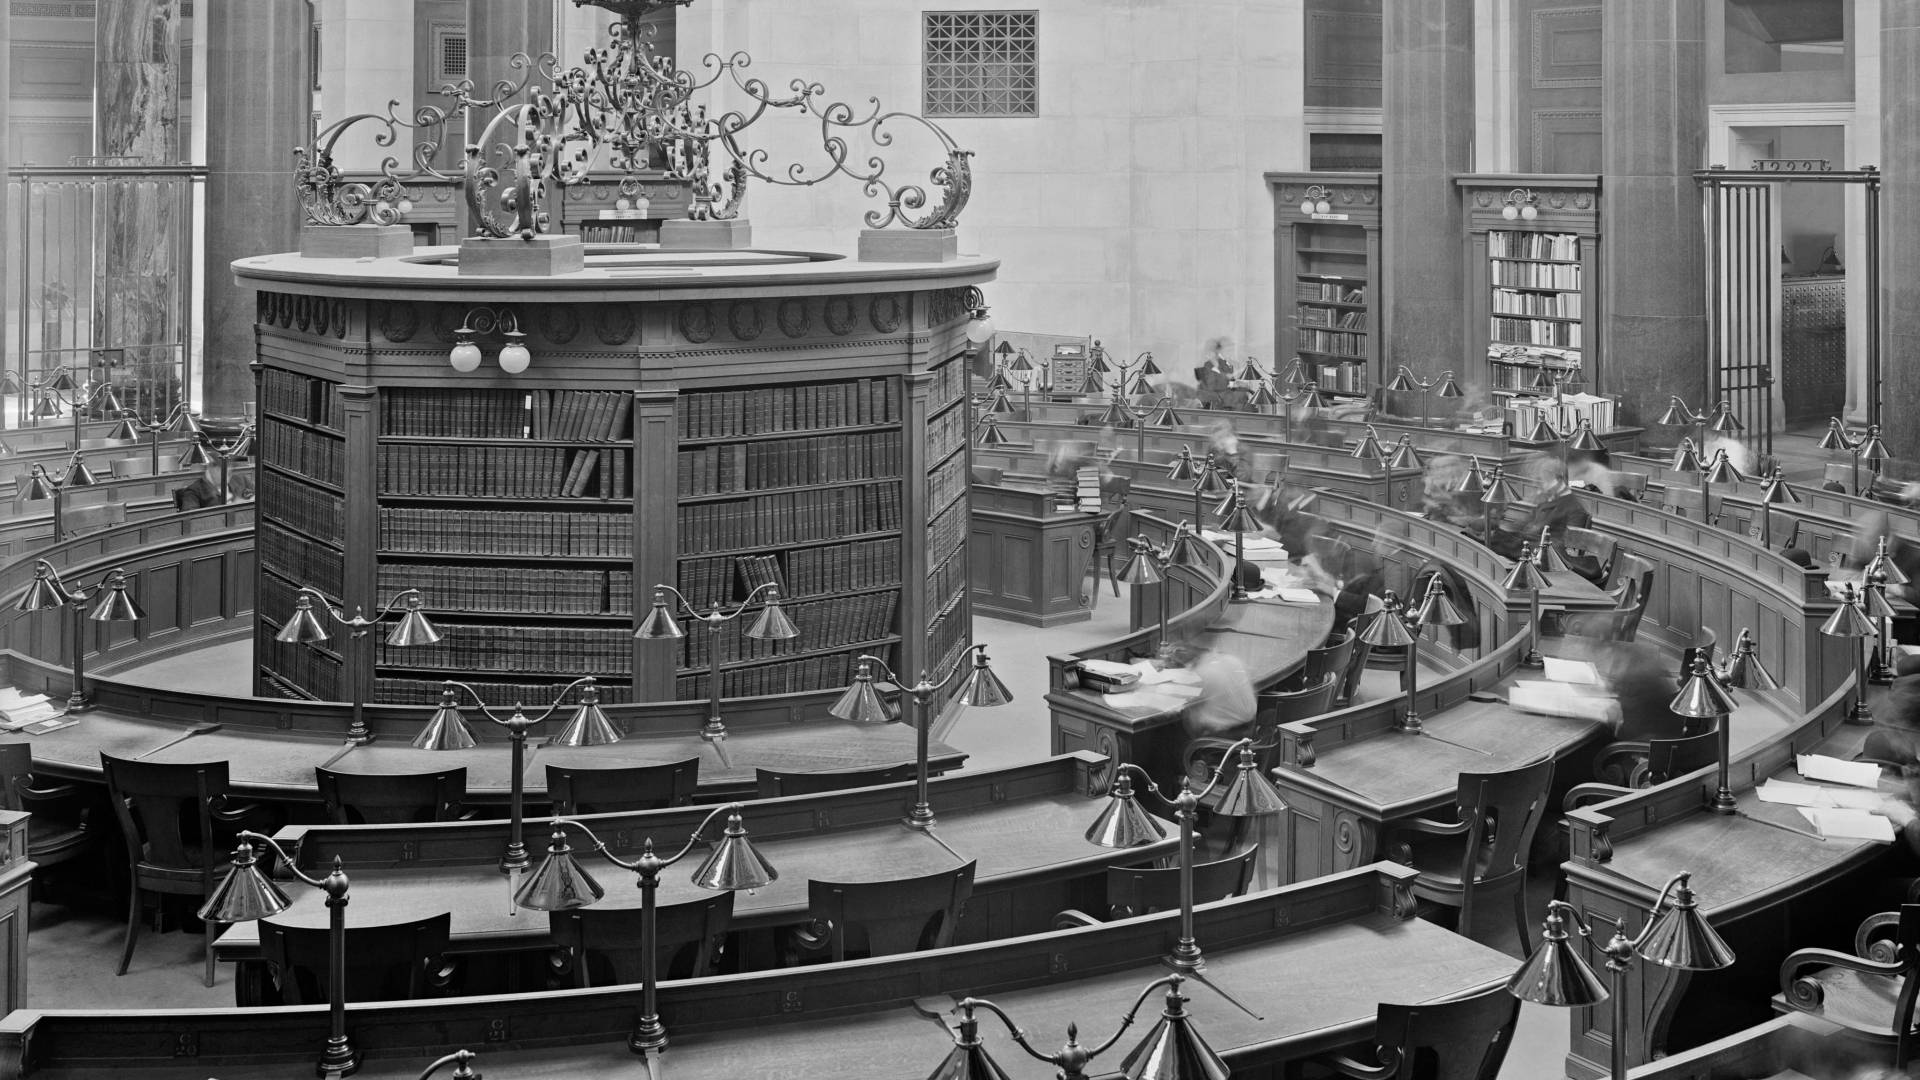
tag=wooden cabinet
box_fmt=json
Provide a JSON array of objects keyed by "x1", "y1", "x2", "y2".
[
  {"x1": 967, "y1": 483, "x2": 1095, "y2": 627},
  {"x1": 1267, "y1": 172, "x2": 1382, "y2": 400}
]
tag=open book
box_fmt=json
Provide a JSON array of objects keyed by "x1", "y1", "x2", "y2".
[{"x1": 1795, "y1": 806, "x2": 1897, "y2": 842}]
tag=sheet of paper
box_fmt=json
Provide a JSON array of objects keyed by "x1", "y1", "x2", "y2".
[
  {"x1": 1758, "y1": 780, "x2": 1889, "y2": 810},
  {"x1": 1100, "y1": 690, "x2": 1190, "y2": 714},
  {"x1": 20, "y1": 716, "x2": 76, "y2": 735},
  {"x1": 0, "y1": 699, "x2": 65, "y2": 730},
  {"x1": 1541, "y1": 657, "x2": 1601, "y2": 685},
  {"x1": 1796, "y1": 754, "x2": 1883, "y2": 789},
  {"x1": 1277, "y1": 588, "x2": 1321, "y2": 603},
  {"x1": 1797, "y1": 806, "x2": 1896, "y2": 842},
  {"x1": 1506, "y1": 680, "x2": 1622, "y2": 723}
]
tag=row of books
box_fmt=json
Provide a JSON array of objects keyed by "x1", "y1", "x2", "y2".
[
  {"x1": 678, "y1": 591, "x2": 899, "y2": 668},
  {"x1": 1297, "y1": 328, "x2": 1366, "y2": 356},
  {"x1": 927, "y1": 594, "x2": 969, "y2": 681},
  {"x1": 1306, "y1": 359, "x2": 1368, "y2": 394},
  {"x1": 677, "y1": 377, "x2": 899, "y2": 440},
  {"x1": 676, "y1": 430, "x2": 902, "y2": 496},
  {"x1": 928, "y1": 497, "x2": 966, "y2": 566},
  {"x1": 258, "y1": 523, "x2": 344, "y2": 596},
  {"x1": 1295, "y1": 280, "x2": 1366, "y2": 303},
  {"x1": 1490, "y1": 230, "x2": 1580, "y2": 261},
  {"x1": 1488, "y1": 343, "x2": 1580, "y2": 366},
  {"x1": 263, "y1": 418, "x2": 345, "y2": 488},
  {"x1": 788, "y1": 537, "x2": 902, "y2": 598},
  {"x1": 260, "y1": 473, "x2": 345, "y2": 545},
  {"x1": 927, "y1": 357, "x2": 968, "y2": 416},
  {"x1": 1493, "y1": 288, "x2": 1582, "y2": 318},
  {"x1": 376, "y1": 676, "x2": 635, "y2": 707},
  {"x1": 1491, "y1": 261, "x2": 1581, "y2": 290},
  {"x1": 927, "y1": 452, "x2": 968, "y2": 511},
  {"x1": 926, "y1": 400, "x2": 968, "y2": 463},
  {"x1": 1297, "y1": 307, "x2": 1367, "y2": 329},
  {"x1": 678, "y1": 554, "x2": 758, "y2": 611},
  {"x1": 1491, "y1": 317, "x2": 1583, "y2": 348},
  {"x1": 379, "y1": 445, "x2": 632, "y2": 500},
  {"x1": 927, "y1": 542, "x2": 967, "y2": 611},
  {"x1": 261, "y1": 369, "x2": 340, "y2": 431},
  {"x1": 675, "y1": 481, "x2": 902, "y2": 550},
  {"x1": 379, "y1": 507, "x2": 634, "y2": 557},
  {"x1": 1504, "y1": 391, "x2": 1617, "y2": 434},
  {"x1": 375, "y1": 565, "x2": 636, "y2": 617},
  {"x1": 674, "y1": 644, "x2": 896, "y2": 702},
  {"x1": 380, "y1": 388, "x2": 634, "y2": 442},
  {"x1": 258, "y1": 633, "x2": 341, "y2": 700},
  {"x1": 377, "y1": 622, "x2": 634, "y2": 674}
]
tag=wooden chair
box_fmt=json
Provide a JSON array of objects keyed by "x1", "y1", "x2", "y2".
[
  {"x1": 259, "y1": 911, "x2": 454, "y2": 1005},
  {"x1": 754, "y1": 762, "x2": 916, "y2": 798},
  {"x1": 1282, "y1": 629, "x2": 1356, "y2": 694},
  {"x1": 792, "y1": 860, "x2": 977, "y2": 963},
  {"x1": 314, "y1": 765, "x2": 466, "y2": 825},
  {"x1": 547, "y1": 892, "x2": 733, "y2": 988},
  {"x1": 61, "y1": 501, "x2": 127, "y2": 539},
  {"x1": 545, "y1": 757, "x2": 700, "y2": 815},
  {"x1": 1386, "y1": 757, "x2": 1555, "y2": 949},
  {"x1": 100, "y1": 754, "x2": 269, "y2": 986},
  {"x1": 1614, "y1": 470, "x2": 1650, "y2": 502},
  {"x1": 1776, "y1": 903, "x2": 1920, "y2": 1067},
  {"x1": 1086, "y1": 495, "x2": 1133, "y2": 607},
  {"x1": 1182, "y1": 674, "x2": 1338, "y2": 791},
  {"x1": 1557, "y1": 525, "x2": 1616, "y2": 585},
  {"x1": 1579, "y1": 729, "x2": 1721, "y2": 794},
  {"x1": 1546, "y1": 553, "x2": 1655, "y2": 643},
  {"x1": 109, "y1": 456, "x2": 153, "y2": 479},
  {"x1": 1053, "y1": 845, "x2": 1260, "y2": 926},
  {"x1": 1663, "y1": 486, "x2": 1712, "y2": 524},
  {"x1": 1309, "y1": 984, "x2": 1521, "y2": 1080},
  {"x1": 0, "y1": 742, "x2": 98, "y2": 880}
]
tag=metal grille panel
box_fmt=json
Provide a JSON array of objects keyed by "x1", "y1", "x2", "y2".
[{"x1": 923, "y1": 11, "x2": 1038, "y2": 118}]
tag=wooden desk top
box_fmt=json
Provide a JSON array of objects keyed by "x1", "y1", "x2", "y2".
[
  {"x1": 1539, "y1": 568, "x2": 1617, "y2": 609},
  {"x1": 12, "y1": 865, "x2": 1515, "y2": 1079},
  {"x1": 2, "y1": 712, "x2": 961, "y2": 802}
]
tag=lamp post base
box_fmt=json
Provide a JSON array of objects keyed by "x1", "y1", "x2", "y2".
[
  {"x1": 1870, "y1": 646, "x2": 1898, "y2": 684},
  {"x1": 1166, "y1": 942, "x2": 1204, "y2": 972},
  {"x1": 1521, "y1": 648, "x2": 1544, "y2": 669},
  {"x1": 64, "y1": 692, "x2": 88, "y2": 713},
  {"x1": 1848, "y1": 699, "x2": 1874, "y2": 725},
  {"x1": 903, "y1": 807, "x2": 937, "y2": 831},
  {"x1": 499, "y1": 844, "x2": 529, "y2": 875},
  {"x1": 628, "y1": 1017, "x2": 667, "y2": 1057},
  {"x1": 1399, "y1": 712, "x2": 1423, "y2": 734},
  {"x1": 317, "y1": 1038, "x2": 360, "y2": 1079},
  {"x1": 1709, "y1": 788, "x2": 1738, "y2": 815}
]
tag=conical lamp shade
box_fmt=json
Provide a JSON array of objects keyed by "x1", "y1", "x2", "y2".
[
  {"x1": 635, "y1": 597, "x2": 686, "y2": 640},
  {"x1": 1250, "y1": 381, "x2": 1280, "y2": 408},
  {"x1": 1385, "y1": 369, "x2": 1414, "y2": 392},
  {"x1": 1129, "y1": 375, "x2": 1156, "y2": 399},
  {"x1": 1638, "y1": 877, "x2": 1735, "y2": 971},
  {"x1": 0, "y1": 370, "x2": 22, "y2": 395},
  {"x1": 550, "y1": 688, "x2": 623, "y2": 747},
  {"x1": 0, "y1": 438, "x2": 15, "y2": 458},
  {"x1": 1669, "y1": 440, "x2": 1703, "y2": 473},
  {"x1": 1118, "y1": 544, "x2": 1164, "y2": 586},
  {"x1": 275, "y1": 594, "x2": 331, "y2": 643},
  {"x1": 1140, "y1": 355, "x2": 1162, "y2": 377},
  {"x1": 1148, "y1": 401, "x2": 1182, "y2": 428},
  {"x1": 106, "y1": 417, "x2": 140, "y2": 443},
  {"x1": 1100, "y1": 399, "x2": 1135, "y2": 427},
  {"x1": 17, "y1": 564, "x2": 70, "y2": 613},
  {"x1": 1759, "y1": 472, "x2": 1800, "y2": 506},
  {"x1": 1237, "y1": 358, "x2": 1264, "y2": 381},
  {"x1": 1502, "y1": 553, "x2": 1551, "y2": 592},
  {"x1": 1166, "y1": 451, "x2": 1196, "y2": 482},
  {"x1": 1085, "y1": 774, "x2": 1168, "y2": 848},
  {"x1": 1820, "y1": 590, "x2": 1877, "y2": 638},
  {"x1": 1413, "y1": 584, "x2": 1466, "y2": 627},
  {"x1": 1349, "y1": 429, "x2": 1384, "y2": 462},
  {"x1": 385, "y1": 598, "x2": 443, "y2": 646},
  {"x1": 97, "y1": 387, "x2": 127, "y2": 417},
  {"x1": 1507, "y1": 907, "x2": 1609, "y2": 1006},
  {"x1": 1195, "y1": 463, "x2": 1232, "y2": 499},
  {"x1": 1867, "y1": 587, "x2": 1899, "y2": 621},
  {"x1": 1116, "y1": 985, "x2": 1230, "y2": 1080},
  {"x1": 1719, "y1": 637, "x2": 1782, "y2": 692},
  {"x1": 1090, "y1": 350, "x2": 1111, "y2": 374},
  {"x1": 513, "y1": 830, "x2": 606, "y2": 911},
  {"x1": 87, "y1": 578, "x2": 146, "y2": 622},
  {"x1": 1534, "y1": 530, "x2": 1570, "y2": 573},
  {"x1": 1214, "y1": 750, "x2": 1287, "y2": 818},
  {"x1": 1481, "y1": 473, "x2": 1518, "y2": 506},
  {"x1": 1357, "y1": 602, "x2": 1415, "y2": 647},
  {"x1": 18, "y1": 468, "x2": 52, "y2": 503},
  {"x1": 830, "y1": 664, "x2": 896, "y2": 724},
  {"x1": 1709, "y1": 405, "x2": 1744, "y2": 433},
  {"x1": 412, "y1": 688, "x2": 479, "y2": 750},
  {"x1": 987, "y1": 391, "x2": 1015, "y2": 416},
  {"x1": 198, "y1": 844, "x2": 294, "y2": 923},
  {"x1": 1166, "y1": 528, "x2": 1206, "y2": 569},
  {"x1": 1659, "y1": 400, "x2": 1691, "y2": 427},
  {"x1": 977, "y1": 419, "x2": 1009, "y2": 446},
  {"x1": 1219, "y1": 497, "x2": 1261, "y2": 534},
  {"x1": 1817, "y1": 422, "x2": 1847, "y2": 451},
  {"x1": 178, "y1": 440, "x2": 214, "y2": 468},
  {"x1": 690, "y1": 813, "x2": 778, "y2": 891},
  {"x1": 1531, "y1": 367, "x2": 1556, "y2": 391},
  {"x1": 1436, "y1": 373, "x2": 1463, "y2": 399},
  {"x1": 923, "y1": 1014, "x2": 1014, "y2": 1080},
  {"x1": 985, "y1": 368, "x2": 1013, "y2": 392},
  {"x1": 1386, "y1": 439, "x2": 1423, "y2": 471},
  {"x1": 1298, "y1": 385, "x2": 1327, "y2": 409},
  {"x1": 1526, "y1": 416, "x2": 1562, "y2": 443},
  {"x1": 1860, "y1": 431, "x2": 1891, "y2": 463},
  {"x1": 1455, "y1": 461, "x2": 1487, "y2": 497},
  {"x1": 45, "y1": 368, "x2": 74, "y2": 392},
  {"x1": 60, "y1": 459, "x2": 97, "y2": 489},
  {"x1": 956, "y1": 653, "x2": 1014, "y2": 708},
  {"x1": 1702, "y1": 452, "x2": 1744, "y2": 485},
  {"x1": 1668, "y1": 658, "x2": 1738, "y2": 718},
  {"x1": 746, "y1": 599, "x2": 799, "y2": 641},
  {"x1": 1006, "y1": 351, "x2": 1033, "y2": 374},
  {"x1": 31, "y1": 392, "x2": 61, "y2": 418},
  {"x1": 171, "y1": 409, "x2": 204, "y2": 436},
  {"x1": 1569, "y1": 422, "x2": 1603, "y2": 452}
]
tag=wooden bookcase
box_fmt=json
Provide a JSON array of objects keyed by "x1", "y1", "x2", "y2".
[
  {"x1": 244, "y1": 265, "x2": 991, "y2": 710},
  {"x1": 1457, "y1": 174, "x2": 1604, "y2": 428},
  {"x1": 1267, "y1": 171, "x2": 1381, "y2": 400}
]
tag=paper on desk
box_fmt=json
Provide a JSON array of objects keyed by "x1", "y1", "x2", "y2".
[
  {"x1": 1137, "y1": 666, "x2": 1202, "y2": 687},
  {"x1": 1796, "y1": 806, "x2": 1897, "y2": 842},
  {"x1": 1276, "y1": 587, "x2": 1321, "y2": 603},
  {"x1": 1796, "y1": 754, "x2": 1883, "y2": 789},
  {"x1": 0, "y1": 696, "x2": 64, "y2": 730},
  {"x1": 1757, "y1": 779, "x2": 1888, "y2": 810},
  {"x1": 1506, "y1": 680, "x2": 1622, "y2": 723},
  {"x1": 1541, "y1": 657, "x2": 1600, "y2": 685},
  {"x1": 1101, "y1": 690, "x2": 1194, "y2": 713}
]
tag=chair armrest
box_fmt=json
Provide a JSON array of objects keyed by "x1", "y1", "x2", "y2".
[
  {"x1": 1388, "y1": 815, "x2": 1470, "y2": 839},
  {"x1": 1313, "y1": 1050, "x2": 1395, "y2": 1080},
  {"x1": 1592, "y1": 741, "x2": 1652, "y2": 787},
  {"x1": 1780, "y1": 944, "x2": 1907, "y2": 1013},
  {"x1": 210, "y1": 798, "x2": 267, "y2": 825},
  {"x1": 1052, "y1": 909, "x2": 1100, "y2": 931},
  {"x1": 1564, "y1": 782, "x2": 1633, "y2": 812},
  {"x1": 18, "y1": 777, "x2": 83, "y2": 801},
  {"x1": 789, "y1": 918, "x2": 833, "y2": 954}
]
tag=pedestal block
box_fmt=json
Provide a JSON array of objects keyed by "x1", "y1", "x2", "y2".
[
  {"x1": 658, "y1": 218, "x2": 754, "y2": 250},
  {"x1": 458, "y1": 234, "x2": 588, "y2": 276},
  {"x1": 301, "y1": 225, "x2": 415, "y2": 260}
]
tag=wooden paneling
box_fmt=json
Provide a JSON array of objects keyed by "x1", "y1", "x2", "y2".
[
  {"x1": 1305, "y1": 2, "x2": 1384, "y2": 109},
  {"x1": 1529, "y1": 6, "x2": 1602, "y2": 87},
  {"x1": 1514, "y1": 1, "x2": 1603, "y2": 173},
  {"x1": 1530, "y1": 109, "x2": 1603, "y2": 174}
]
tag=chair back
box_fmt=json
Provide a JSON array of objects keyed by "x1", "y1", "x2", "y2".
[
  {"x1": 0, "y1": 743, "x2": 35, "y2": 813},
  {"x1": 1092, "y1": 501, "x2": 1133, "y2": 554},
  {"x1": 315, "y1": 765, "x2": 466, "y2": 825},
  {"x1": 1259, "y1": 673, "x2": 1341, "y2": 728},
  {"x1": 805, "y1": 860, "x2": 977, "y2": 962},
  {"x1": 1558, "y1": 526, "x2": 1616, "y2": 581},
  {"x1": 1606, "y1": 553, "x2": 1656, "y2": 640},
  {"x1": 755, "y1": 762, "x2": 916, "y2": 799},
  {"x1": 1641, "y1": 730, "x2": 1721, "y2": 786},
  {"x1": 100, "y1": 754, "x2": 235, "y2": 889},
  {"x1": 1614, "y1": 471, "x2": 1649, "y2": 502},
  {"x1": 1299, "y1": 631, "x2": 1356, "y2": 690},
  {"x1": 1450, "y1": 758, "x2": 1555, "y2": 890},
  {"x1": 1663, "y1": 486, "x2": 1708, "y2": 522},
  {"x1": 0, "y1": 742, "x2": 92, "y2": 865},
  {"x1": 545, "y1": 757, "x2": 699, "y2": 815},
  {"x1": 63, "y1": 501, "x2": 128, "y2": 538},
  {"x1": 110, "y1": 456, "x2": 154, "y2": 479},
  {"x1": 1309, "y1": 534, "x2": 1354, "y2": 579},
  {"x1": 1363, "y1": 985, "x2": 1521, "y2": 1079},
  {"x1": 1104, "y1": 845, "x2": 1258, "y2": 920},
  {"x1": 547, "y1": 892, "x2": 733, "y2": 988},
  {"x1": 259, "y1": 911, "x2": 452, "y2": 1005}
]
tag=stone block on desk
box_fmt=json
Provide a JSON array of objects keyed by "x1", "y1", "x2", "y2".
[
  {"x1": 857, "y1": 227, "x2": 959, "y2": 263},
  {"x1": 458, "y1": 234, "x2": 587, "y2": 276},
  {"x1": 299, "y1": 224, "x2": 413, "y2": 259},
  {"x1": 659, "y1": 217, "x2": 754, "y2": 250}
]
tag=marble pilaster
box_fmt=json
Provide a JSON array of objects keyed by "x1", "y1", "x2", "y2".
[
  {"x1": 1600, "y1": 0, "x2": 1708, "y2": 430},
  {"x1": 202, "y1": 0, "x2": 307, "y2": 415},
  {"x1": 94, "y1": 0, "x2": 182, "y2": 386},
  {"x1": 1382, "y1": 0, "x2": 1475, "y2": 383},
  {"x1": 465, "y1": 0, "x2": 554, "y2": 141},
  {"x1": 1882, "y1": 1, "x2": 1920, "y2": 464},
  {"x1": 1, "y1": 5, "x2": 9, "y2": 388}
]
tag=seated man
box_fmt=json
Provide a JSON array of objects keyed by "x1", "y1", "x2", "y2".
[{"x1": 173, "y1": 463, "x2": 248, "y2": 510}]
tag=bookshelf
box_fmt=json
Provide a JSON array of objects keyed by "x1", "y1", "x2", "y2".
[
  {"x1": 1458, "y1": 174, "x2": 1604, "y2": 430},
  {"x1": 1268, "y1": 171, "x2": 1381, "y2": 400},
  {"x1": 244, "y1": 264, "x2": 989, "y2": 714}
]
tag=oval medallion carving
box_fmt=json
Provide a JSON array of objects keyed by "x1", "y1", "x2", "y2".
[
  {"x1": 332, "y1": 300, "x2": 348, "y2": 338},
  {"x1": 776, "y1": 298, "x2": 810, "y2": 338},
  {"x1": 432, "y1": 303, "x2": 466, "y2": 345},
  {"x1": 538, "y1": 306, "x2": 581, "y2": 346},
  {"x1": 678, "y1": 303, "x2": 716, "y2": 344},
  {"x1": 379, "y1": 301, "x2": 419, "y2": 343},
  {"x1": 869, "y1": 294, "x2": 902, "y2": 333},
  {"x1": 824, "y1": 296, "x2": 857, "y2": 336},
  {"x1": 728, "y1": 302, "x2": 764, "y2": 341},
  {"x1": 595, "y1": 305, "x2": 637, "y2": 346}
]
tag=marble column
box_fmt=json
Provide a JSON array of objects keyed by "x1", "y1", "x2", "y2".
[
  {"x1": 466, "y1": 0, "x2": 553, "y2": 138},
  {"x1": 1382, "y1": 0, "x2": 1474, "y2": 383},
  {"x1": 1, "y1": 4, "x2": 10, "y2": 393},
  {"x1": 1600, "y1": 1, "x2": 1708, "y2": 430},
  {"x1": 94, "y1": 0, "x2": 182, "y2": 397},
  {"x1": 1882, "y1": 1, "x2": 1920, "y2": 465},
  {"x1": 202, "y1": 0, "x2": 307, "y2": 415}
]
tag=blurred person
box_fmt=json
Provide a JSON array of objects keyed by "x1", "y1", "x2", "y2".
[
  {"x1": 1420, "y1": 453, "x2": 1480, "y2": 527},
  {"x1": 1183, "y1": 644, "x2": 1258, "y2": 738}
]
